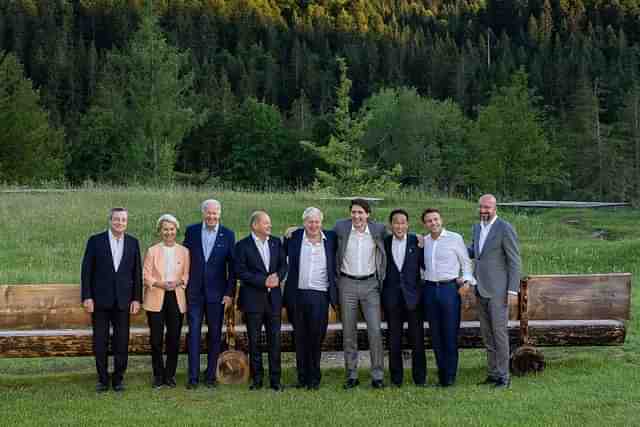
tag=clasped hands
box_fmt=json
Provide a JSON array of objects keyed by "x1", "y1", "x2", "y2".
[
  {"x1": 265, "y1": 273, "x2": 279, "y2": 289},
  {"x1": 155, "y1": 280, "x2": 184, "y2": 291}
]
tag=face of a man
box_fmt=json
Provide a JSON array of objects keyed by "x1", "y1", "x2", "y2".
[
  {"x1": 304, "y1": 215, "x2": 322, "y2": 239},
  {"x1": 479, "y1": 196, "x2": 497, "y2": 223},
  {"x1": 423, "y1": 212, "x2": 443, "y2": 237},
  {"x1": 252, "y1": 214, "x2": 272, "y2": 239},
  {"x1": 351, "y1": 204, "x2": 369, "y2": 230},
  {"x1": 160, "y1": 221, "x2": 177, "y2": 245},
  {"x1": 390, "y1": 213, "x2": 408, "y2": 239},
  {"x1": 110, "y1": 211, "x2": 128, "y2": 237},
  {"x1": 202, "y1": 204, "x2": 220, "y2": 228}
]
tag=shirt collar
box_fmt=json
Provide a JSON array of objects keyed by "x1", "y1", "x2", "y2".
[
  {"x1": 303, "y1": 231, "x2": 326, "y2": 243},
  {"x1": 426, "y1": 229, "x2": 448, "y2": 241},
  {"x1": 481, "y1": 216, "x2": 498, "y2": 228},
  {"x1": 251, "y1": 232, "x2": 270, "y2": 244},
  {"x1": 108, "y1": 229, "x2": 123, "y2": 242},
  {"x1": 351, "y1": 224, "x2": 370, "y2": 234},
  {"x1": 202, "y1": 222, "x2": 218, "y2": 233},
  {"x1": 392, "y1": 234, "x2": 407, "y2": 242}
]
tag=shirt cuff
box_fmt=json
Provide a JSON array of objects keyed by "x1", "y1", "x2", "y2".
[
  {"x1": 508, "y1": 290, "x2": 518, "y2": 295},
  {"x1": 462, "y1": 274, "x2": 476, "y2": 285}
]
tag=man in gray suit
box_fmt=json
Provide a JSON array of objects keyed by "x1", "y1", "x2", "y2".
[
  {"x1": 334, "y1": 198, "x2": 387, "y2": 389},
  {"x1": 468, "y1": 194, "x2": 521, "y2": 389}
]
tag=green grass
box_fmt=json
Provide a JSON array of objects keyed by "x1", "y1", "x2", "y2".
[{"x1": 1, "y1": 187, "x2": 639, "y2": 426}]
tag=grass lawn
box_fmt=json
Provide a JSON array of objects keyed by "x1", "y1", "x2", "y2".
[{"x1": 1, "y1": 187, "x2": 639, "y2": 426}]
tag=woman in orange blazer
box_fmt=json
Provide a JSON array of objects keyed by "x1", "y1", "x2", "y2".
[{"x1": 143, "y1": 214, "x2": 190, "y2": 389}]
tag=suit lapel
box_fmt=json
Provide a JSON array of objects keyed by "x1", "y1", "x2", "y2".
[
  {"x1": 401, "y1": 235, "x2": 412, "y2": 272},
  {"x1": 248, "y1": 237, "x2": 268, "y2": 273},
  {"x1": 206, "y1": 228, "x2": 224, "y2": 264},
  {"x1": 268, "y1": 238, "x2": 278, "y2": 273},
  {"x1": 102, "y1": 232, "x2": 117, "y2": 273},
  {"x1": 480, "y1": 220, "x2": 500, "y2": 255},
  {"x1": 474, "y1": 224, "x2": 481, "y2": 257}
]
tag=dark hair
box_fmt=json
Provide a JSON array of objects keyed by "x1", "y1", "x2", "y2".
[
  {"x1": 389, "y1": 208, "x2": 409, "y2": 223},
  {"x1": 350, "y1": 198, "x2": 371, "y2": 214},
  {"x1": 421, "y1": 208, "x2": 441, "y2": 223},
  {"x1": 109, "y1": 207, "x2": 128, "y2": 220}
]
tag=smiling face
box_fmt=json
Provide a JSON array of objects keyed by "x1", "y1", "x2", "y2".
[
  {"x1": 110, "y1": 210, "x2": 128, "y2": 238},
  {"x1": 351, "y1": 204, "x2": 369, "y2": 231},
  {"x1": 303, "y1": 214, "x2": 322, "y2": 240},
  {"x1": 390, "y1": 212, "x2": 408, "y2": 239},
  {"x1": 159, "y1": 221, "x2": 177, "y2": 246},
  {"x1": 202, "y1": 203, "x2": 220, "y2": 229},
  {"x1": 252, "y1": 213, "x2": 272, "y2": 240},
  {"x1": 479, "y1": 194, "x2": 497, "y2": 223},
  {"x1": 423, "y1": 212, "x2": 443, "y2": 237}
]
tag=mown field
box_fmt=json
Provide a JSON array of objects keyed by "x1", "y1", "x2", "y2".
[{"x1": 1, "y1": 187, "x2": 639, "y2": 426}]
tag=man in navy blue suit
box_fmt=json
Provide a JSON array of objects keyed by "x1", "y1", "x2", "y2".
[
  {"x1": 183, "y1": 199, "x2": 236, "y2": 389},
  {"x1": 234, "y1": 210, "x2": 287, "y2": 391},
  {"x1": 81, "y1": 207, "x2": 142, "y2": 393},
  {"x1": 283, "y1": 207, "x2": 337, "y2": 390},
  {"x1": 382, "y1": 208, "x2": 426, "y2": 387}
]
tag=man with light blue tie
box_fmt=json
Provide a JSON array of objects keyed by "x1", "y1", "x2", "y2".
[{"x1": 184, "y1": 199, "x2": 236, "y2": 389}]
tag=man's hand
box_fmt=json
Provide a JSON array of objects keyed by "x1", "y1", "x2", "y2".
[
  {"x1": 165, "y1": 281, "x2": 176, "y2": 291},
  {"x1": 130, "y1": 301, "x2": 140, "y2": 314},
  {"x1": 417, "y1": 234, "x2": 425, "y2": 248},
  {"x1": 223, "y1": 296, "x2": 233, "y2": 307},
  {"x1": 284, "y1": 226, "x2": 299, "y2": 240},
  {"x1": 458, "y1": 281, "x2": 471, "y2": 297},
  {"x1": 266, "y1": 273, "x2": 279, "y2": 288},
  {"x1": 83, "y1": 298, "x2": 94, "y2": 314}
]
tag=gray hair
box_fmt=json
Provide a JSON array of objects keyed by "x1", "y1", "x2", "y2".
[
  {"x1": 108, "y1": 207, "x2": 128, "y2": 221},
  {"x1": 249, "y1": 210, "x2": 269, "y2": 229},
  {"x1": 302, "y1": 207, "x2": 323, "y2": 222},
  {"x1": 201, "y1": 199, "x2": 222, "y2": 213},
  {"x1": 156, "y1": 214, "x2": 180, "y2": 232}
]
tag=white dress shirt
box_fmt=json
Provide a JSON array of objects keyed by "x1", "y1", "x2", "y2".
[
  {"x1": 108, "y1": 229, "x2": 124, "y2": 272},
  {"x1": 341, "y1": 225, "x2": 376, "y2": 277},
  {"x1": 299, "y1": 232, "x2": 329, "y2": 292},
  {"x1": 162, "y1": 244, "x2": 177, "y2": 283},
  {"x1": 252, "y1": 233, "x2": 270, "y2": 271},
  {"x1": 202, "y1": 223, "x2": 218, "y2": 261},
  {"x1": 391, "y1": 235, "x2": 407, "y2": 271},
  {"x1": 479, "y1": 215, "x2": 498, "y2": 254},
  {"x1": 423, "y1": 229, "x2": 475, "y2": 284}
]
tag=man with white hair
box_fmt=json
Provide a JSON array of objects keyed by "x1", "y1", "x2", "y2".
[
  {"x1": 283, "y1": 207, "x2": 338, "y2": 390},
  {"x1": 183, "y1": 199, "x2": 236, "y2": 389}
]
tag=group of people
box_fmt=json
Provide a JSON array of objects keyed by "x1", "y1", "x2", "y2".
[{"x1": 80, "y1": 194, "x2": 521, "y2": 393}]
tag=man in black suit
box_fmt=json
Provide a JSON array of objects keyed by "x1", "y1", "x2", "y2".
[
  {"x1": 234, "y1": 210, "x2": 287, "y2": 391},
  {"x1": 283, "y1": 207, "x2": 337, "y2": 390},
  {"x1": 382, "y1": 209, "x2": 426, "y2": 387},
  {"x1": 81, "y1": 207, "x2": 142, "y2": 393}
]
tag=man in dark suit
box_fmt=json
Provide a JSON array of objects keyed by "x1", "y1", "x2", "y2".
[
  {"x1": 468, "y1": 194, "x2": 521, "y2": 389},
  {"x1": 382, "y1": 209, "x2": 426, "y2": 387},
  {"x1": 283, "y1": 207, "x2": 337, "y2": 390},
  {"x1": 183, "y1": 199, "x2": 236, "y2": 389},
  {"x1": 234, "y1": 210, "x2": 287, "y2": 391},
  {"x1": 334, "y1": 198, "x2": 388, "y2": 389},
  {"x1": 81, "y1": 207, "x2": 142, "y2": 393}
]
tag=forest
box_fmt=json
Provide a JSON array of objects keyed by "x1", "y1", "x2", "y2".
[{"x1": 2, "y1": 0, "x2": 640, "y2": 200}]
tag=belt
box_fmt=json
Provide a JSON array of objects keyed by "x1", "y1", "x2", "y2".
[
  {"x1": 340, "y1": 272, "x2": 375, "y2": 281},
  {"x1": 425, "y1": 279, "x2": 457, "y2": 286}
]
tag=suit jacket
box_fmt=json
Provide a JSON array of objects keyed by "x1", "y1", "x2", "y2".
[
  {"x1": 183, "y1": 223, "x2": 235, "y2": 305},
  {"x1": 468, "y1": 217, "x2": 521, "y2": 298},
  {"x1": 334, "y1": 219, "x2": 388, "y2": 285},
  {"x1": 234, "y1": 234, "x2": 288, "y2": 314},
  {"x1": 81, "y1": 231, "x2": 142, "y2": 311},
  {"x1": 283, "y1": 228, "x2": 338, "y2": 308},
  {"x1": 142, "y1": 242, "x2": 190, "y2": 313},
  {"x1": 382, "y1": 233, "x2": 423, "y2": 310}
]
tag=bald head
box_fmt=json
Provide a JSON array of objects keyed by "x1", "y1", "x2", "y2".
[{"x1": 478, "y1": 194, "x2": 497, "y2": 223}]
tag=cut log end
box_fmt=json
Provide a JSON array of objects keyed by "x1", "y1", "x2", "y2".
[
  {"x1": 511, "y1": 345, "x2": 545, "y2": 376},
  {"x1": 216, "y1": 350, "x2": 250, "y2": 384}
]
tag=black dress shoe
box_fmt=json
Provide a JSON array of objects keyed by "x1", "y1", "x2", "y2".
[
  {"x1": 307, "y1": 383, "x2": 320, "y2": 391},
  {"x1": 391, "y1": 381, "x2": 403, "y2": 388},
  {"x1": 477, "y1": 377, "x2": 498, "y2": 385},
  {"x1": 371, "y1": 380, "x2": 385, "y2": 389},
  {"x1": 293, "y1": 382, "x2": 307, "y2": 389},
  {"x1": 112, "y1": 382, "x2": 125, "y2": 392},
  {"x1": 96, "y1": 382, "x2": 109, "y2": 393},
  {"x1": 438, "y1": 380, "x2": 455, "y2": 388},
  {"x1": 186, "y1": 381, "x2": 199, "y2": 390},
  {"x1": 165, "y1": 377, "x2": 177, "y2": 388},
  {"x1": 494, "y1": 378, "x2": 511, "y2": 389},
  {"x1": 343, "y1": 378, "x2": 360, "y2": 390},
  {"x1": 249, "y1": 381, "x2": 263, "y2": 390},
  {"x1": 205, "y1": 379, "x2": 218, "y2": 389},
  {"x1": 270, "y1": 383, "x2": 284, "y2": 392},
  {"x1": 414, "y1": 383, "x2": 428, "y2": 388},
  {"x1": 152, "y1": 376, "x2": 164, "y2": 389}
]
